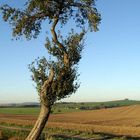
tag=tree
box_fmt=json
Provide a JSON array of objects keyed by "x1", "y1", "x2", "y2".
[{"x1": 0, "y1": 0, "x2": 101, "y2": 139}]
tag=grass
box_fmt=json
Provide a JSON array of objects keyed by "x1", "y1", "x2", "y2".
[
  {"x1": 0, "y1": 121, "x2": 140, "y2": 140},
  {"x1": 0, "y1": 107, "x2": 40, "y2": 115},
  {"x1": 0, "y1": 107, "x2": 81, "y2": 115},
  {"x1": 0, "y1": 126, "x2": 135, "y2": 140},
  {"x1": 0, "y1": 129, "x2": 28, "y2": 140}
]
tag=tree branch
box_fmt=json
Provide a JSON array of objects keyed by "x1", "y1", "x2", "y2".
[
  {"x1": 51, "y1": 18, "x2": 64, "y2": 50},
  {"x1": 51, "y1": 18, "x2": 69, "y2": 66},
  {"x1": 40, "y1": 67, "x2": 54, "y2": 107}
]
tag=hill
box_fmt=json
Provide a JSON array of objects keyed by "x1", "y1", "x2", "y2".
[{"x1": 53, "y1": 99, "x2": 140, "y2": 111}]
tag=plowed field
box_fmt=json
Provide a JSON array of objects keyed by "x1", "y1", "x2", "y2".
[{"x1": 1, "y1": 105, "x2": 140, "y2": 137}]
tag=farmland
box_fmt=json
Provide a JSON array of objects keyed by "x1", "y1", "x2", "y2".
[
  {"x1": 1, "y1": 102, "x2": 140, "y2": 139},
  {"x1": 1, "y1": 99, "x2": 140, "y2": 115}
]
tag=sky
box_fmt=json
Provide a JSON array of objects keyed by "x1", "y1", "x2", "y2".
[{"x1": 0, "y1": 0, "x2": 140, "y2": 103}]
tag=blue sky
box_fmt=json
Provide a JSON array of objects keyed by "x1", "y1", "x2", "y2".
[{"x1": 1, "y1": 0, "x2": 140, "y2": 103}]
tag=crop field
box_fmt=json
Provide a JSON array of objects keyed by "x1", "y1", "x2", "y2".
[
  {"x1": 0, "y1": 105, "x2": 140, "y2": 139},
  {"x1": 0, "y1": 107, "x2": 40, "y2": 115}
]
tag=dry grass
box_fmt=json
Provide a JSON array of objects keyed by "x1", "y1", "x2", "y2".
[
  {"x1": 0, "y1": 130, "x2": 3, "y2": 139},
  {"x1": 1, "y1": 105, "x2": 140, "y2": 137}
]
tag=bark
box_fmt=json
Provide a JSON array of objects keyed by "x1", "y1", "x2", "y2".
[
  {"x1": 25, "y1": 104, "x2": 51, "y2": 140},
  {"x1": 51, "y1": 18, "x2": 69, "y2": 66}
]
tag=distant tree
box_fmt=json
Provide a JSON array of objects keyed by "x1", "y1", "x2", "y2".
[{"x1": 0, "y1": 0, "x2": 101, "y2": 139}]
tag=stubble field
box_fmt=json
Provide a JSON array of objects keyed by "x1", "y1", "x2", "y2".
[{"x1": 0, "y1": 105, "x2": 140, "y2": 139}]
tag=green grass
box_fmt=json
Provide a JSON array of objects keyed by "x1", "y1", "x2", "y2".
[
  {"x1": 0, "y1": 107, "x2": 80, "y2": 115},
  {"x1": 0, "y1": 107, "x2": 40, "y2": 115},
  {"x1": 0, "y1": 129, "x2": 28, "y2": 140}
]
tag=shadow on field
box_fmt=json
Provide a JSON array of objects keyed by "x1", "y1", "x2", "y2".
[
  {"x1": 50, "y1": 133, "x2": 140, "y2": 140},
  {"x1": 51, "y1": 134, "x2": 89, "y2": 140}
]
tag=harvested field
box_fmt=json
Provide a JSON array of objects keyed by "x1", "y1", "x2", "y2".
[{"x1": 0, "y1": 105, "x2": 140, "y2": 137}]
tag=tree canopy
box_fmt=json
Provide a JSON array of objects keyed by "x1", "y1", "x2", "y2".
[{"x1": 1, "y1": 0, "x2": 101, "y2": 39}]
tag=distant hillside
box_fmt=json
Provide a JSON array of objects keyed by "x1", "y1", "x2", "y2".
[
  {"x1": 1, "y1": 99, "x2": 140, "y2": 111},
  {"x1": 52, "y1": 99, "x2": 140, "y2": 112},
  {"x1": 93, "y1": 99, "x2": 140, "y2": 108},
  {"x1": 0, "y1": 102, "x2": 39, "y2": 108}
]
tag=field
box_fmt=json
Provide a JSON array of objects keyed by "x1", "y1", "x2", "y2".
[
  {"x1": 1, "y1": 104, "x2": 140, "y2": 139},
  {"x1": 1, "y1": 99, "x2": 140, "y2": 115}
]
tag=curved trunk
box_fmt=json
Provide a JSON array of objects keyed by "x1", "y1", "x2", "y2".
[{"x1": 25, "y1": 104, "x2": 51, "y2": 140}]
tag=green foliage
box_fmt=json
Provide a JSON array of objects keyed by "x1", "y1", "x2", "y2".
[
  {"x1": 28, "y1": 30, "x2": 85, "y2": 105},
  {"x1": 29, "y1": 57, "x2": 50, "y2": 94},
  {"x1": 45, "y1": 30, "x2": 85, "y2": 65},
  {"x1": 0, "y1": 0, "x2": 101, "y2": 39}
]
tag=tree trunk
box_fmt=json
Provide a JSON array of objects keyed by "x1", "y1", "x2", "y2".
[{"x1": 25, "y1": 104, "x2": 51, "y2": 140}]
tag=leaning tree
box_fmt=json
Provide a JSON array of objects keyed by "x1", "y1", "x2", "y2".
[{"x1": 0, "y1": 0, "x2": 101, "y2": 139}]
